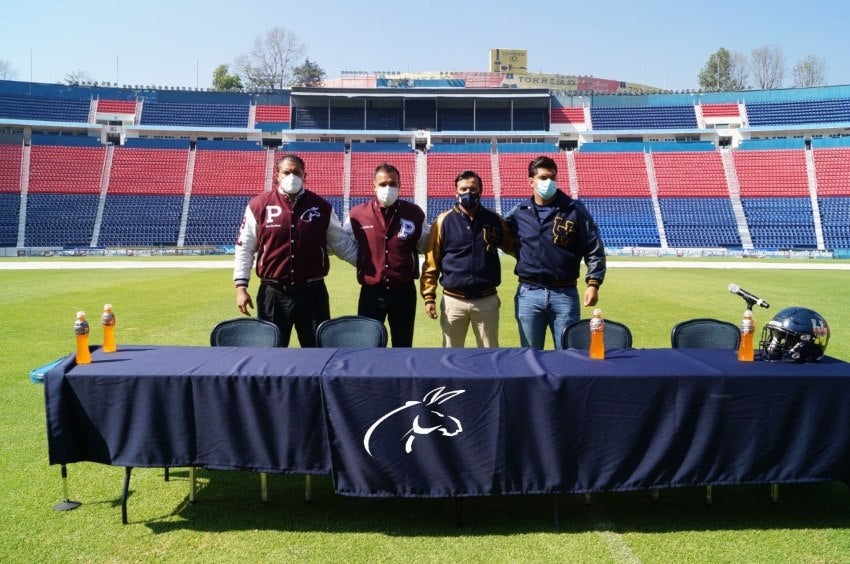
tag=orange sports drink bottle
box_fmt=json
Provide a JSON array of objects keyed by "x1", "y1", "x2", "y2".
[
  {"x1": 101, "y1": 303, "x2": 117, "y2": 353},
  {"x1": 74, "y1": 311, "x2": 92, "y2": 364},
  {"x1": 737, "y1": 309, "x2": 754, "y2": 362},
  {"x1": 589, "y1": 308, "x2": 605, "y2": 360}
]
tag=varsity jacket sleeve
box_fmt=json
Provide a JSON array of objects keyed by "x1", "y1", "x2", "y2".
[
  {"x1": 233, "y1": 204, "x2": 258, "y2": 288},
  {"x1": 579, "y1": 203, "x2": 606, "y2": 287},
  {"x1": 417, "y1": 221, "x2": 431, "y2": 254},
  {"x1": 419, "y1": 213, "x2": 445, "y2": 304},
  {"x1": 327, "y1": 209, "x2": 358, "y2": 267},
  {"x1": 498, "y1": 216, "x2": 517, "y2": 258}
]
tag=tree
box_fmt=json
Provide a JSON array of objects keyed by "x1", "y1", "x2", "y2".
[
  {"x1": 792, "y1": 54, "x2": 827, "y2": 88},
  {"x1": 0, "y1": 58, "x2": 18, "y2": 80},
  {"x1": 750, "y1": 44, "x2": 785, "y2": 89},
  {"x1": 698, "y1": 47, "x2": 748, "y2": 91},
  {"x1": 729, "y1": 51, "x2": 751, "y2": 91},
  {"x1": 291, "y1": 58, "x2": 326, "y2": 87},
  {"x1": 234, "y1": 27, "x2": 305, "y2": 90},
  {"x1": 64, "y1": 68, "x2": 93, "y2": 85},
  {"x1": 212, "y1": 64, "x2": 243, "y2": 91}
]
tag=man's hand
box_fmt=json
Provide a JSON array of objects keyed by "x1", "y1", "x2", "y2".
[
  {"x1": 583, "y1": 286, "x2": 599, "y2": 308},
  {"x1": 236, "y1": 287, "x2": 254, "y2": 315},
  {"x1": 425, "y1": 302, "x2": 438, "y2": 319}
]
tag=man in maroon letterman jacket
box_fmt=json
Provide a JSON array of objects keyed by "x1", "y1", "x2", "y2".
[
  {"x1": 234, "y1": 154, "x2": 357, "y2": 347},
  {"x1": 345, "y1": 162, "x2": 428, "y2": 347}
]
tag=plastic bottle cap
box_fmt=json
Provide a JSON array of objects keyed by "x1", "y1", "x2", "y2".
[
  {"x1": 76, "y1": 311, "x2": 86, "y2": 319},
  {"x1": 593, "y1": 308, "x2": 602, "y2": 316}
]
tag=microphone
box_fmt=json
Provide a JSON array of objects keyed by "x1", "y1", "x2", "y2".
[{"x1": 728, "y1": 284, "x2": 769, "y2": 309}]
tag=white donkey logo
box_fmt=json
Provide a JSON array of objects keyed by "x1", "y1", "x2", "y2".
[{"x1": 363, "y1": 387, "x2": 465, "y2": 457}]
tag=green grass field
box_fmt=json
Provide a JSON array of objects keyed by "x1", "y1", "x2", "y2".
[{"x1": 2, "y1": 256, "x2": 850, "y2": 562}]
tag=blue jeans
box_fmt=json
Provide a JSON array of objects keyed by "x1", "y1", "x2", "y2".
[{"x1": 514, "y1": 283, "x2": 580, "y2": 350}]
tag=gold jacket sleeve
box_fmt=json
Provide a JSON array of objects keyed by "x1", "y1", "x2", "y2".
[{"x1": 419, "y1": 211, "x2": 446, "y2": 304}]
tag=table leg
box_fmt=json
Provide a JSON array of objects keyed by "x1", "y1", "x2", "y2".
[
  {"x1": 121, "y1": 467, "x2": 132, "y2": 525},
  {"x1": 52, "y1": 464, "x2": 81, "y2": 511}
]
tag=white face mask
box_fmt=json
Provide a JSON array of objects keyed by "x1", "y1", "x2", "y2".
[
  {"x1": 376, "y1": 185, "x2": 399, "y2": 207},
  {"x1": 280, "y1": 173, "x2": 303, "y2": 195},
  {"x1": 536, "y1": 178, "x2": 557, "y2": 200}
]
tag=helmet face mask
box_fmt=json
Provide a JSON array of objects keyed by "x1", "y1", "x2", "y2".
[{"x1": 759, "y1": 306, "x2": 829, "y2": 363}]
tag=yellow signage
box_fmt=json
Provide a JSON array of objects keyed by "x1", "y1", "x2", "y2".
[{"x1": 489, "y1": 49, "x2": 528, "y2": 73}]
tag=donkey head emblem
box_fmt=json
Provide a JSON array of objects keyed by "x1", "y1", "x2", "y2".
[{"x1": 363, "y1": 386, "x2": 465, "y2": 457}]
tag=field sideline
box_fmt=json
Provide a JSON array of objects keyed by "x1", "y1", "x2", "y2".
[{"x1": 2, "y1": 256, "x2": 850, "y2": 562}]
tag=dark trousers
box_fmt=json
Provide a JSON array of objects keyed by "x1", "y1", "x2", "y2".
[
  {"x1": 358, "y1": 282, "x2": 416, "y2": 347},
  {"x1": 257, "y1": 281, "x2": 330, "y2": 348}
]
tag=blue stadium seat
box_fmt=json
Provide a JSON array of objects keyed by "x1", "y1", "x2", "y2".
[
  {"x1": 25, "y1": 194, "x2": 99, "y2": 247},
  {"x1": 184, "y1": 195, "x2": 250, "y2": 246},
  {"x1": 659, "y1": 198, "x2": 741, "y2": 248},
  {"x1": 98, "y1": 195, "x2": 183, "y2": 246},
  {"x1": 0, "y1": 193, "x2": 20, "y2": 246}
]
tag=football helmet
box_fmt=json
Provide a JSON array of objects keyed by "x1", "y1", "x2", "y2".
[{"x1": 760, "y1": 306, "x2": 829, "y2": 363}]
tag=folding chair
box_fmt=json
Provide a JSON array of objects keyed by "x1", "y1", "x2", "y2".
[
  {"x1": 561, "y1": 318, "x2": 633, "y2": 350},
  {"x1": 315, "y1": 315, "x2": 388, "y2": 348}
]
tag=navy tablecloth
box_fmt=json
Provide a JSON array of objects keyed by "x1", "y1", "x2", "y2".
[{"x1": 45, "y1": 346, "x2": 850, "y2": 497}]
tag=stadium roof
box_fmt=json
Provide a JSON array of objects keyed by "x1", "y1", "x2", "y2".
[{"x1": 291, "y1": 87, "x2": 551, "y2": 100}]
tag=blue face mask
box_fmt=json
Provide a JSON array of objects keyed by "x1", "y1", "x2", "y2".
[
  {"x1": 536, "y1": 179, "x2": 557, "y2": 200},
  {"x1": 458, "y1": 191, "x2": 480, "y2": 210}
]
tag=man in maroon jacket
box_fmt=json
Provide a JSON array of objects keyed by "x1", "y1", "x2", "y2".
[
  {"x1": 345, "y1": 162, "x2": 427, "y2": 347},
  {"x1": 234, "y1": 154, "x2": 357, "y2": 347}
]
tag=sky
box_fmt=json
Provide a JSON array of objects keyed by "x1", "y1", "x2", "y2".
[{"x1": 2, "y1": 0, "x2": 849, "y2": 91}]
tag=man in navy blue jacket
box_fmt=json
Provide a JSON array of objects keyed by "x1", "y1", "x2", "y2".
[
  {"x1": 504, "y1": 155, "x2": 606, "y2": 349},
  {"x1": 421, "y1": 170, "x2": 515, "y2": 347}
]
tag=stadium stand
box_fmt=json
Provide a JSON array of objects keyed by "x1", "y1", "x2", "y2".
[
  {"x1": 139, "y1": 101, "x2": 249, "y2": 127},
  {"x1": 0, "y1": 141, "x2": 22, "y2": 246},
  {"x1": 349, "y1": 143, "x2": 416, "y2": 212},
  {"x1": 653, "y1": 151, "x2": 728, "y2": 197},
  {"x1": 27, "y1": 140, "x2": 105, "y2": 194},
  {"x1": 6, "y1": 79, "x2": 850, "y2": 253},
  {"x1": 732, "y1": 148, "x2": 816, "y2": 248},
  {"x1": 732, "y1": 149, "x2": 809, "y2": 196},
  {"x1": 97, "y1": 144, "x2": 191, "y2": 247},
  {"x1": 659, "y1": 198, "x2": 740, "y2": 248},
  {"x1": 741, "y1": 197, "x2": 817, "y2": 249},
  {"x1": 813, "y1": 146, "x2": 850, "y2": 249},
  {"x1": 96, "y1": 99, "x2": 136, "y2": 114},
  {"x1": 747, "y1": 98, "x2": 850, "y2": 126},
  {"x1": 813, "y1": 147, "x2": 850, "y2": 195},
  {"x1": 550, "y1": 106, "x2": 585, "y2": 124},
  {"x1": 589, "y1": 105, "x2": 698, "y2": 130},
  {"x1": 653, "y1": 151, "x2": 740, "y2": 248},
  {"x1": 23, "y1": 137, "x2": 107, "y2": 246},
  {"x1": 254, "y1": 104, "x2": 291, "y2": 123},
  {"x1": 426, "y1": 144, "x2": 493, "y2": 221},
  {"x1": 700, "y1": 103, "x2": 740, "y2": 118},
  {"x1": 573, "y1": 151, "x2": 660, "y2": 247},
  {"x1": 0, "y1": 92, "x2": 89, "y2": 122},
  {"x1": 574, "y1": 152, "x2": 650, "y2": 197},
  {"x1": 25, "y1": 193, "x2": 99, "y2": 247},
  {"x1": 254, "y1": 104, "x2": 291, "y2": 132},
  {"x1": 182, "y1": 141, "x2": 268, "y2": 246}
]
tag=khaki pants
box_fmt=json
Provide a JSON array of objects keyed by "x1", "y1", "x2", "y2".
[{"x1": 439, "y1": 293, "x2": 501, "y2": 348}]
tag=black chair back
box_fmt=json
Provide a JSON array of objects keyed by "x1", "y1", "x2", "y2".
[
  {"x1": 561, "y1": 318, "x2": 633, "y2": 350},
  {"x1": 315, "y1": 315, "x2": 388, "y2": 348},
  {"x1": 671, "y1": 318, "x2": 740, "y2": 349},
  {"x1": 210, "y1": 318, "x2": 282, "y2": 348}
]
